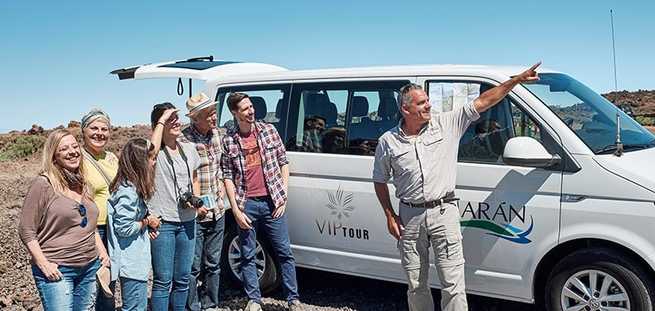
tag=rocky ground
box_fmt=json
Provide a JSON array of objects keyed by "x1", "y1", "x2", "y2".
[
  {"x1": 2, "y1": 124, "x2": 654, "y2": 310},
  {"x1": 0, "y1": 151, "x2": 535, "y2": 311},
  {"x1": 0, "y1": 156, "x2": 43, "y2": 310}
]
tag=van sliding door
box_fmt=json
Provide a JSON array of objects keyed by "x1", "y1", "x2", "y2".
[{"x1": 283, "y1": 79, "x2": 415, "y2": 282}]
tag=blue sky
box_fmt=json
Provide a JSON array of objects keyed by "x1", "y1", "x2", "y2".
[{"x1": 1, "y1": 0, "x2": 653, "y2": 132}]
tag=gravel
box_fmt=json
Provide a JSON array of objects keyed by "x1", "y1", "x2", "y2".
[{"x1": 0, "y1": 146, "x2": 537, "y2": 311}]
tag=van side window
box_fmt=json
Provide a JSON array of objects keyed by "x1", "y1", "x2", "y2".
[
  {"x1": 216, "y1": 84, "x2": 291, "y2": 140},
  {"x1": 286, "y1": 81, "x2": 407, "y2": 155},
  {"x1": 348, "y1": 89, "x2": 401, "y2": 155},
  {"x1": 460, "y1": 97, "x2": 547, "y2": 164},
  {"x1": 427, "y1": 81, "x2": 548, "y2": 164},
  {"x1": 287, "y1": 88, "x2": 348, "y2": 154},
  {"x1": 428, "y1": 82, "x2": 552, "y2": 164}
]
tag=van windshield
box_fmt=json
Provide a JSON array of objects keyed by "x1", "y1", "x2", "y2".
[{"x1": 523, "y1": 73, "x2": 655, "y2": 154}]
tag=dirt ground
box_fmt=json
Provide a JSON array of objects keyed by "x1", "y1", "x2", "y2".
[
  {"x1": 0, "y1": 156, "x2": 42, "y2": 309},
  {"x1": 0, "y1": 152, "x2": 536, "y2": 311},
  {"x1": 5, "y1": 125, "x2": 655, "y2": 309}
]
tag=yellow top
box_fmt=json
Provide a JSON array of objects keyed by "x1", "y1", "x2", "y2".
[{"x1": 83, "y1": 151, "x2": 118, "y2": 226}]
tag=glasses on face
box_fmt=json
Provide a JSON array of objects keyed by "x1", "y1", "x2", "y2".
[{"x1": 77, "y1": 204, "x2": 88, "y2": 228}]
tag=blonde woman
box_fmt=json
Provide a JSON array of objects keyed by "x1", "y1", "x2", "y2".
[
  {"x1": 19, "y1": 129, "x2": 109, "y2": 310},
  {"x1": 80, "y1": 109, "x2": 117, "y2": 309}
]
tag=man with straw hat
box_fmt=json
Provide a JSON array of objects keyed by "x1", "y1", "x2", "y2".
[{"x1": 181, "y1": 93, "x2": 225, "y2": 311}]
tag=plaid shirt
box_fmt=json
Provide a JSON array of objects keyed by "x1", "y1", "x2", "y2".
[
  {"x1": 298, "y1": 129, "x2": 322, "y2": 152},
  {"x1": 220, "y1": 122, "x2": 289, "y2": 210},
  {"x1": 181, "y1": 125, "x2": 225, "y2": 222}
]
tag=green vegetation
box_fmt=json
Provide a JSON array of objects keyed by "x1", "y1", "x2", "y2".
[
  {"x1": 635, "y1": 116, "x2": 655, "y2": 126},
  {"x1": 0, "y1": 135, "x2": 45, "y2": 161}
]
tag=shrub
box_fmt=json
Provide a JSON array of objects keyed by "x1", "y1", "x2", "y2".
[
  {"x1": 0, "y1": 135, "x2": 46, "y2": 161},
  {"x1": 635, "y1": 116, "x2": 655, "y2": 126}
]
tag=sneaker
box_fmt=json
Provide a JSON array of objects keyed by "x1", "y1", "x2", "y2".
[
  {"x1": 245, "y1": 300, "x2": 262, "y2": 311},
  {"x1": 288, "y1": 300, "x2": 304, "y2": 311}
]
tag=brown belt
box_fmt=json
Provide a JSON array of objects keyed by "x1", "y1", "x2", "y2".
[{"x1": 401, "y1": 191, "x2": 458, "y2": 209}]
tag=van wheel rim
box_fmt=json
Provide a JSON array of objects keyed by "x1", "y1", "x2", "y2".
[
  {"x1": 227, "y1": 237, "x2": 266, "y2": 281},
  {"x1": 560, "y1": 269, "x2": 630, "y2": 311}
]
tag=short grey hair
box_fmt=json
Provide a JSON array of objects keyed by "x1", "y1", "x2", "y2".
[{"x1": 397, "y1": 83, "x2": 423, "y2": 108}]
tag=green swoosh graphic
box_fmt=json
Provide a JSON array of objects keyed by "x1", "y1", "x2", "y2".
[{"x1": 460, "y1": 219, "x2": 514, "y2": 237}]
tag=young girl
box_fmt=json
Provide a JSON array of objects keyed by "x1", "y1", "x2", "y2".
[{"x1": 106, "y1": 137, "x2": 160, "y2": 310}]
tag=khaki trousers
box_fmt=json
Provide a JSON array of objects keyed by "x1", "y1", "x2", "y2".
[{"x1": 398, "y1": 202, "x2": 467, "y2": 311}]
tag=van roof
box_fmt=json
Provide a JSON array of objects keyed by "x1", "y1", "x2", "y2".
[{"x1": 208, "y1": 64, "x2": 560, "y2": 86}]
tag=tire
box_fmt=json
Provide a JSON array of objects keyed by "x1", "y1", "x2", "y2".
[
  {"x1": 221, "y1": 222, "x2": 282, "y2": 294},
  {"x1": 545, "y1": 248, "x2": 654, "y2": 311}
]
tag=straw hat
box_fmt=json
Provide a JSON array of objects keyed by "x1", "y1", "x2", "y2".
[{"x1": 186, "y1": 92, "x2": 215, "y2": 116}]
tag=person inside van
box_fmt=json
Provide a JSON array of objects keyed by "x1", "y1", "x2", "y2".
[
  {"x1": 147, "y1": 103, "x2": 205, "y2": 311},
  {"x1": 373, "y1": 63, "x2": 541, "y2": 311},
  {"x1": 299, "y1": 115, "x2": 326, "y2": 152},
  {"x1": 460, "y1": 119, "x2": 506, "y2": 161},
  {"x1": 79, "y1": 108, "x2": 118, "y2": 309},
  {"x1": 321, "y1": 127, "x2": 346, "y2": 154},
  {"x1": 19, "y1": 129, "x2": 108, "y2": 310}
]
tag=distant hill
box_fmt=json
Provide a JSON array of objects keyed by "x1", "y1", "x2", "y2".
[{"x1": 602, "y1": 90, "x2": 655, "y2": 116}]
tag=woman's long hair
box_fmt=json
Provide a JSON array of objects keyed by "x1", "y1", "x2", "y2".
[
  {"x1": 109, "y1": 138, "x2": 155, "y2": 200},
  {"x1": 40, "y1": 129, "x2": 88, "y2": 194}
]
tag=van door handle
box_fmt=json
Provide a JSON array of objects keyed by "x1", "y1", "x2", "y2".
[{"x1": 562, "y1": 194, "x2": 586, "y2": 203}]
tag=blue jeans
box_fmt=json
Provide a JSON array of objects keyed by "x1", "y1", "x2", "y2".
[
  {"x1": 150, "y1": 220, "x2": 196, "y2": 311},
  {"x1": 120, "y1": 277, "x2": 148, "y2": 311},
  {"x1": 95, "y1": 224, "x2": 116, "y2": 311},
  {"x1": 32, "y1": 259, "x2": 100, "y2": 311},
  {"x1": 188, "y1": 215, "x2": 225, "y2": 311},
  {"x1": 238, "y1": 197, "x2": 299, "y2": 303}
]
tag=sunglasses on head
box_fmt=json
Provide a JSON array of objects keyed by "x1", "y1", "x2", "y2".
[{"x1": 77, "y1": 204, "x2": 88, "y2": 228}]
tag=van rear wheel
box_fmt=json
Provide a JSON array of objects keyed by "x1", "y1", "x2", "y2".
[
  {"x1": 221, "y1": 226, "x2": 281, "y2": 294},
  {"x1": 545, "y1": 248, "x2": 654, "y2": 311}
]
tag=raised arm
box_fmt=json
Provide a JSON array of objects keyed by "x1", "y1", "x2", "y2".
[
  {"x1": 473, "y1": 62, "x2": 541, "y2": 113},
  {"x1": 148, "y1": 108, "x2": 179, "y2": 163}
]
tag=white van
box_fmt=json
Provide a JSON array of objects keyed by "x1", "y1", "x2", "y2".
[{"x1": 113, "y1": 57, "x2": 655, "y2": 310}]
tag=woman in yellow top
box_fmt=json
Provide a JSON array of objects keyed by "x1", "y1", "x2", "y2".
[{"x1": 80, "y1": 109, "x2": 118, "y2": 310}]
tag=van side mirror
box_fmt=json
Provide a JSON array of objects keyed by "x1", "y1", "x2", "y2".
[{"x1": 503, "y1": 137, "x2": 561, "y2": 168}]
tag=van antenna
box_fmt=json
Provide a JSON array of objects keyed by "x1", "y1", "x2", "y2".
[
  {"x1": 610, "y1": 9, "x2": 618, "y2": 102},
  {"x1": 610, "y1": 9, "x2": 623, "y2": 157}
]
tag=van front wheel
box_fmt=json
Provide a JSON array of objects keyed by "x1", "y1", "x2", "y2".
[{"x1": 545, "y1": 249, "x2": 653, "y2": 311}]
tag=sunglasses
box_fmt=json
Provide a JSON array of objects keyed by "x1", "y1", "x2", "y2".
[{"x1": 77, "y1": 204, "x2": 88, "y2": 228}]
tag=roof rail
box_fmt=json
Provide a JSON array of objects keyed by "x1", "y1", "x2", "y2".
[{"x1": 185, "y1": 56, "x2": 214, "y2": 62}]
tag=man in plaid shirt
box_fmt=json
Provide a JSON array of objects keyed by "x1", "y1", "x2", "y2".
[
  {"x1": 221, "y1": 92, "x2": 302, "y2": 311},
  {"x1": 180, "y1": 93, "x2": 226, "y2": 311}
]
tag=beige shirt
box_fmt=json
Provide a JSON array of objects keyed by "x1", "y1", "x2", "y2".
[
  {"x1": 19, "y1": 176, "x2": 99, "y2": 267},
  {"x1": 373, "y1": 101, "x2": 479, "y2": 203}
]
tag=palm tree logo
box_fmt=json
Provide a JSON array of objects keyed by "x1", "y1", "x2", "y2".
[{"x1": 326, "y1": 186, "x2": 355, "y2": 220}]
